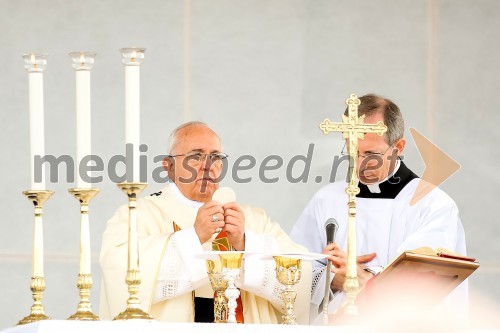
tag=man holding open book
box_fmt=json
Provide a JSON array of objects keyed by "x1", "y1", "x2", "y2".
[{"x1": 290, "y1": 94, "x2": 469, "y2": 323}]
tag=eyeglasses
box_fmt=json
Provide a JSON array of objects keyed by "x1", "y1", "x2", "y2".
[
  {"x1": 340, "y1": 142, "x2": 395, "y2": 159},
  {"x1": 168, "y1": 152, "x2": 229, "y2": 166}
]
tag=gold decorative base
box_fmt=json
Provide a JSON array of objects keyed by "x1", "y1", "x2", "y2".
[
  {"x1": 114, "y1": 307, "x2": 153, "y2": 320},
  {"x1": 18, "y1": 313, "x2": 50, "y2": 326},
  {"x1": 67, "y1": 274, "x2": 100, "y2": 321},
  {"x1": 68, "y1": 311, "x2": 100, "y2": 321}
]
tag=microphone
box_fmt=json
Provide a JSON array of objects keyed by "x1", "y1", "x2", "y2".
[
  {"x1": 325, "y1": 218, "x2": 339, "y2": 245},
  {"x1": 323, "y1": 218, "x2": 338, "y2": 317}
]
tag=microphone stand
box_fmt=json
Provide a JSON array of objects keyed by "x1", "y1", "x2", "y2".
[
  {"x1": 322, "y1": 259, "x2": 331, "y2": 322},
  {"x1": 322, "y1": 219, "x2": 337, "y2": 324}
]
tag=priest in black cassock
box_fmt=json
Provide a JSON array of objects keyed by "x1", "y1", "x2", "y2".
[{"x1": 290, "y1": 94, "x2": 467, "y2": 323}]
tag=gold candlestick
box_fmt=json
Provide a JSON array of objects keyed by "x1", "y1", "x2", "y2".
[
  {"x1": 18, "y1": 190, "x2": 53, "y2": 325},
  {"x1": 67, "y1": 188, "x2": 100, "y2": 320},
  {"x1": 274, "y1": 256, "x2": 302, "y2": 325},
  {"x1": 219, "y1": 252, "x2": 243, "y2": 324},
  {"x1": 113, "y1": 182, "x2": 153, "y2": 320},
  {"x1": 206, "y1": 260, "x2": 228, "y2": 323}
]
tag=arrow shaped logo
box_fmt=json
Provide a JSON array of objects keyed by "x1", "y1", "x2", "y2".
[{"x1": 409, "y1": 128, "x2": 461, "y2": 206}]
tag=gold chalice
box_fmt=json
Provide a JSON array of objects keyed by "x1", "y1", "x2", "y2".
[
  {"x1": 206, "y1": 259, "x2": 228, "y2": 323},
  {"x1": 219, "y1": 253, "x2": 244, "y2": 324},
  {"x1": 273, "y1": 256, "x2": 302, "y2": 325}
]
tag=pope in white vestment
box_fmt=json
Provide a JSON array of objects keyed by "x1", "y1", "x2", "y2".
[{"x1": 99, "y1": 122, "x2": 311, "y2": 324}]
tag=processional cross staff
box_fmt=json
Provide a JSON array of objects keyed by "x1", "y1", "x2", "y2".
[{"x1": 319, "y1": 94, "x2": 387, "y2": 316}]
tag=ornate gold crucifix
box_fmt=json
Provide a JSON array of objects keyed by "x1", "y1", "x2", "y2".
[{"x1": 319, "y1": 94, "x2": 387, "y2": 316}]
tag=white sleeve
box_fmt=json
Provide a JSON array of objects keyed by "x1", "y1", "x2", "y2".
[
  {"x1": 236, "y1": 229, "x2": 285, "y2": 310},
  {"x1": 397, "y1": 201, "x2": 464, "y2": 254},
  {"x1": 290, "y1": 195, "x2": 326, "y2": 255},
  {"x1": 153, "y1": 226, "x2": 208, "y2": 302}
]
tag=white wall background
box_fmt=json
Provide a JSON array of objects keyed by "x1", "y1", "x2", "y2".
[{"x1": 1, "y1": 0, "x2": 499, "y2": 329}]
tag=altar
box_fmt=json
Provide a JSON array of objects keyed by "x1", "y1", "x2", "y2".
[
  {"x1": 1, "y1": 320, "x2": 497, "y2": 333},
  {"x1": 0, "y1": 320, "x2": 346, "y2": 333}
]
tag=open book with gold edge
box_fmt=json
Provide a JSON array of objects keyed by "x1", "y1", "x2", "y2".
[{"x1": 354, "y1": 247, "x2": 480, "y2": 312}]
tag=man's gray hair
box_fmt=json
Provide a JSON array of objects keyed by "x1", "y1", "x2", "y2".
[
  {"x1": 344, "y1": 94, "x2": 405, "y2": 146},
  {"x1": 168, "y1": 121, "x2": 216, "y2": 154}
]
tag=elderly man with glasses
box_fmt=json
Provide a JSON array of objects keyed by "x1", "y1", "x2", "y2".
[
  {"x1": 290, "y1": 94, "x2": 467, "y2": 322},
  {"x1": 100, "y1": 121, "x2": 311, "y2": 324}
]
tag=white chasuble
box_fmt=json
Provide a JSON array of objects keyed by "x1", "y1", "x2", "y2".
[
  {"x1": 100, "y1": 183, "x2": 311, "y2": 324},
  {"x1": 290, "y1": 162, "x2": 467, "y2": 322}
]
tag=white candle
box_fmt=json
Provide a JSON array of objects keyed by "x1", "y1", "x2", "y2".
[
  {"x1": 76, "y1": 70, "x2": 91, "y2": 188},
  {"x1": 24, "y1": 53, "x2": 48, "y2": 190},
  {"x1": 121, "y1": 48, "x2": 145, "y2": 183},
  {"x1": 71, "y1": 52, "x2": 95, "y2": 188},
  {"x1": 126, "y1": 65, "x2": 140, "y2": 182}
]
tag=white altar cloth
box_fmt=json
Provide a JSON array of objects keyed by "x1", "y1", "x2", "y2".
[
  {"x1": 0, "y1": 320, "x2": 339, "y2": 333},
  {"x1": 1, "y1": 320, "x2": 498, "y2": 333}
]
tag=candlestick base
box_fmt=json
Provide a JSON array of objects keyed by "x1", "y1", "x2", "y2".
[
  {"x1": 18, "y1": 190, "x2": 53, "y2": 326},
  {"x1": 112, "y1": 268, "x2": 152, "y2": 320},
  {"x1": 67, "y1": 273, "x2": 100, "y2": 321},
  {"x1": 68, "y1": 310, "x2": 100, "y2": 321},
  {"x1": 18, "y1": 276, "x2": 50, "y2": 325},
  {"x1": 114, "y1": 307, "x2": 154, "y2": 321},
  {"x1": 18, "y1": 313, "x2": 50, "y2": 326}
]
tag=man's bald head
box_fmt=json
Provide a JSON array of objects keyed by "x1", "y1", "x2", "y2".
[{"x1": 168, "y1": 121, "x2": 221, "y2": 154}]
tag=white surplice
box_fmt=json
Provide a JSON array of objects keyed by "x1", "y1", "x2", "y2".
[{"x1": 289, "y1": 162, "x2": 467, "y2": 322}]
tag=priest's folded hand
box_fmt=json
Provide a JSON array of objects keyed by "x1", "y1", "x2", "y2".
[
  {"x1": 222, "y1": 202, "x2": 246, "y2": 251},
  {"x1": 323, "y1": 243, "x2": 376, "y2": 292},
  {"x1": 194, "y1": 200, "x2": 225, "y2": 244}
]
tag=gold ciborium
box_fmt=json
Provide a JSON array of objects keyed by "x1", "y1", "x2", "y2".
[
  {"x1": 219, "y1": 252, "x2": 243, "y2": 324},
  {"x1": 206, "y1": 259, "x2": 228, "y2": 323},
  {"x1": 274, "y1": 256, "x2": 302, "y2": 325}
]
